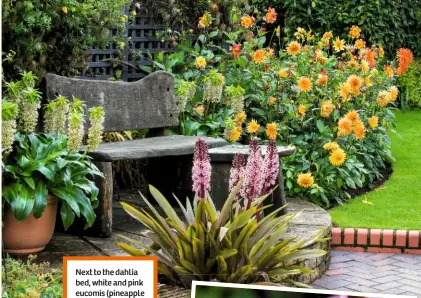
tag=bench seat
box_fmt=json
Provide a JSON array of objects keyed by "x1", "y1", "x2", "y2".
[{"x1": 83, "y1": 136, "x2": 227, "y2": 161}]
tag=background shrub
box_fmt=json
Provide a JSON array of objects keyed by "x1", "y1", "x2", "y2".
[
  {"x1": 2, "y1": 0, "x2": 127, "y2": 81},
  {"x1": 398, "y1": 59, "x2": 421, "y2": 108},
  {"x1": 281, "y1": 0, "x2": 421, "y2": 58}
]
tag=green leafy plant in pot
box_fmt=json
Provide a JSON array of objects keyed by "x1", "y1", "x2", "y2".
[{"x1": 1, "y1": 72, "x2": 105, "y2": 254}]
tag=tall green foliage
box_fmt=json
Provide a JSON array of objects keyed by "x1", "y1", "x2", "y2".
[
  {"x1": 398, "y1": 59, "x2": 421, "y2": 108},
  {"x1": 2, "y1": 0, "x2": 127, "y2": 80},
  {"x1": 281, "y1": 0, "x2": 421, "y2": 57}
]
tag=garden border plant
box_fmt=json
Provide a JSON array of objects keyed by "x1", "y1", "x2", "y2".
[
  {"x1": 140, "y1": 6, "x2": 414, "y2": 208},
  {"x1": 1, "y1": 72, "x2": 106, "y2": 253},
  {"x1": 118, "y1": 137, "x2": 328, "y2": 288}
]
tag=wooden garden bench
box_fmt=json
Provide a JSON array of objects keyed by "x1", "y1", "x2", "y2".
[{"x1": 45, "y1": 71, "x2": 227, "y2": 237}]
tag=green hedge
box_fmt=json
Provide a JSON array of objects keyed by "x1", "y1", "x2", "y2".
[
  {"x1": 398, "y1": 59, "x2": 421, "y2": 108},
  {"x1": 281, "y1": 0, "x2": 421, "y2": 57}
]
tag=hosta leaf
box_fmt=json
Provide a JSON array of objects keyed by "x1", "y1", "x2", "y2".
[
  {"x1": 60, "y1": 202, "x2": 75, "y2": 230},
  {"x1": 11, "y1": 185, "x2": 35, "y2": 222},
  {"x1": 33, "y1": 180, "x2": 48, "y2": 218},
  {"x1": 51, "y1": 187, "x2": 80, "y2": 217}
]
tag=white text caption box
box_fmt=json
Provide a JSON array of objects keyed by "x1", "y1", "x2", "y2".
[{"x1": 64, "y1": 257, "x2": 157, "y2": 298}]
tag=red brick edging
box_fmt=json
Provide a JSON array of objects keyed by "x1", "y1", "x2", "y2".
[{"x1": 331, "y1": 228, "x2": 421, "y2": 254}]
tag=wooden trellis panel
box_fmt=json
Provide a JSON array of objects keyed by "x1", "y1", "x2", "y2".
[{"x1": 80, "y1": 14, "x2": 174, "y2": 82}]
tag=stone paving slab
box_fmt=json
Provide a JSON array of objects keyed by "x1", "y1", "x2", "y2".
[{"x1": 313, "y1": 250, "x2": 421, "y2": 297}]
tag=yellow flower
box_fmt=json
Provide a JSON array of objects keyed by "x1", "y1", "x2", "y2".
[
  {"x1": 361, "y1": 59, "x2": 369, "y2": 73},
  {"x1": 269, "y1": 96, "x2": 277, "y2": 104},
  {"x1": 384, "y1": 65, "x2": 394, "y2": 77},
  {"x1": 354, "y1": 122, "x2": 366, "y2": 140},
  {"x1": 378, "y1": 46, "x2": 385, "y2": 57},
  {"x1": 349, "y1": 25, "x2": 361, "y2": 38},
  {"x1": 198, "y1": 12, "x2": 212, "y2": 28},
  {"x1": 347, "y1": 75, "x2": 363, "y2": 95},
  {"x1": 320, "y1": 100, "x2": 335, "y2": 118},
  {"x1": 195, "y1": 56, "x2": 207, "y2": 69},
  {"x1": 333, "y1": 37, "x2": 345, "y2": 52},
  {"x1": 121, "y1": 15, "x2": 127, "y2": 22},
  {"x1": 266, "y1": 122, "x2": 278, "y2": 140},
  {"x1": 297, "y1": 173, "x2": 314, "y2": 188},
  {"x1": 377, "y1": 91, "x2": 392, "y2": 107},
  {"x1": 252, "y1": 49, "x2": 266, "y2": 63},
  {"x1": 131, "y1": 10, "x2": 137, "y2": 16},
  {"x1": 234, "y1": 112, "x2": 246, "y2": 126},
  {"x1": 278, "y1": 70, "x2": 288, "y2": 78},
  {"x1": 297, "y1": 104, "x2": 306, "y2": 120},
  {"x1": 355, "y1": 39, "x2": 366, "y2": 49},
  {"x1": 369, "y1": 116, "x2": 379, "y2": 128},
  {"x1": 62, "y1": 6, "x2": 68, "y2": 14},
  {"x1": 316, "y1": 74, "x2": 328, "y2": 86},
  {"x1": 322, "y1": 31, "x2": 333, "y2": 40},
  {"x1": 345, "y1": 110, "x2": 359, "y2": 123},
  {"x1": 297, "y1": 77, "x2": 312, "y2": 92},
  {"x1": 119, "y1": 41, "x2": 125, "y2": 48},
  {"x1": 390, "y1": 86, "x2": 399, "y2": 101},
  {"x1": 247, "y1": 119, "x2": 260, "y2": 134},
  {"x1": 266, "y1": 48, "x2": 275, "y2": 57},
  {"x1": 364, "y1": 76, "x2": 372, "y2": 87},
  {"x1": 275, "y1": 26, "x2": 281, "y2": 35},
  {"x1": 329, "y1": 149, "x2": 346, "y2": 166},
  {"x1": 347, "y1": 60, "x2": 359, "y2": 69},
  {"x1": 241, "y1": 15, "x2": 255, "y2": 28},
  {"x1": 340, "y1": 83, "x2": 352, "y2": 101},
  {"x1": 338, "y1": 118, "x2": 353, "y2": 136},
  {"x1": 287, "y1": 41, "x2": 301, "y2": 55},
  {"x1": 323, "y1": 141, "x2": 340, "y2": 151},
  {"x1": 228, "y1": 127, "x2": 242, "y2": 142}
]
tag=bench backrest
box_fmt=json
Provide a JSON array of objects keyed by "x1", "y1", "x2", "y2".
[{"x1": 45, "y1": 71, "x2": 179, "y2": 133}]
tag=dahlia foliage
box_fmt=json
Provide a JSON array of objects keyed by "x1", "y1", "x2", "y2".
[{"x1": 152, "y1": 6, "x2": 413, "y2": 207}]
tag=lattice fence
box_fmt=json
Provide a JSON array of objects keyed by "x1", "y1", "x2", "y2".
[{"x1": 80, "y1": 14, "x2": 173, "y2": 82}]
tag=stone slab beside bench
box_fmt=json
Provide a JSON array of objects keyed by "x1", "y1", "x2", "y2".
[{"x1": 46, "y1": 71, "x2": 227, "y2": 237}]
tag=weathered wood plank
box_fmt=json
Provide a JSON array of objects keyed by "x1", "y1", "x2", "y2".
[
  {"x1": 45, "y1": 71, "x2": 179, "y2": 132},
  {"x1": 81, "y1": 136, "x2": 227, "y2": 161}
]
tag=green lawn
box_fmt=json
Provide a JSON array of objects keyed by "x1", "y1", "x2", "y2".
[{"x1": 329, "y1": 109, "x2": 421, "y2": 230}]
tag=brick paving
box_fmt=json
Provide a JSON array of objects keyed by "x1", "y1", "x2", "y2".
[{"x1": 313, "y1": 250, "x2": 421, "y2": 297}]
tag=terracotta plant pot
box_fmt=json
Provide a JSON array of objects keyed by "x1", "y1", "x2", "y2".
[{"x1": 3, "y1": 195, "x2": 58, "y2": 254}]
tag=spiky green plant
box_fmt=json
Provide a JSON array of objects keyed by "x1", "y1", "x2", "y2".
[
  {"x1": 43, "y1": 100, "x2": 58, "y2": 133},
  {"x1": 87, "y1": 107, "x2": 105, "y2": 152},
  {"x1": 117, "y1": 182, "x2": 327, "y2": 288},
  {"x1": 21, "y1": 71, "x2": 37, "y2": 88},
  {"x1": 55, "y1": 96, "x2": 69, "y2": 134},
  {"x1": 1, "y1": 99, "x2": 18, "y2": 153},
  {"x1": 5, "y1": 81, "x2": 23, "y2": 104},
  {"x1": 19, "y1": 87, "x2": 41, "y2": 133},
  {"x1": 67, "y1": 98, "x2": 86, "y2": 152},
  {"x1": 226, "y1": 85, "x2": 245, "y2": 114}
]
